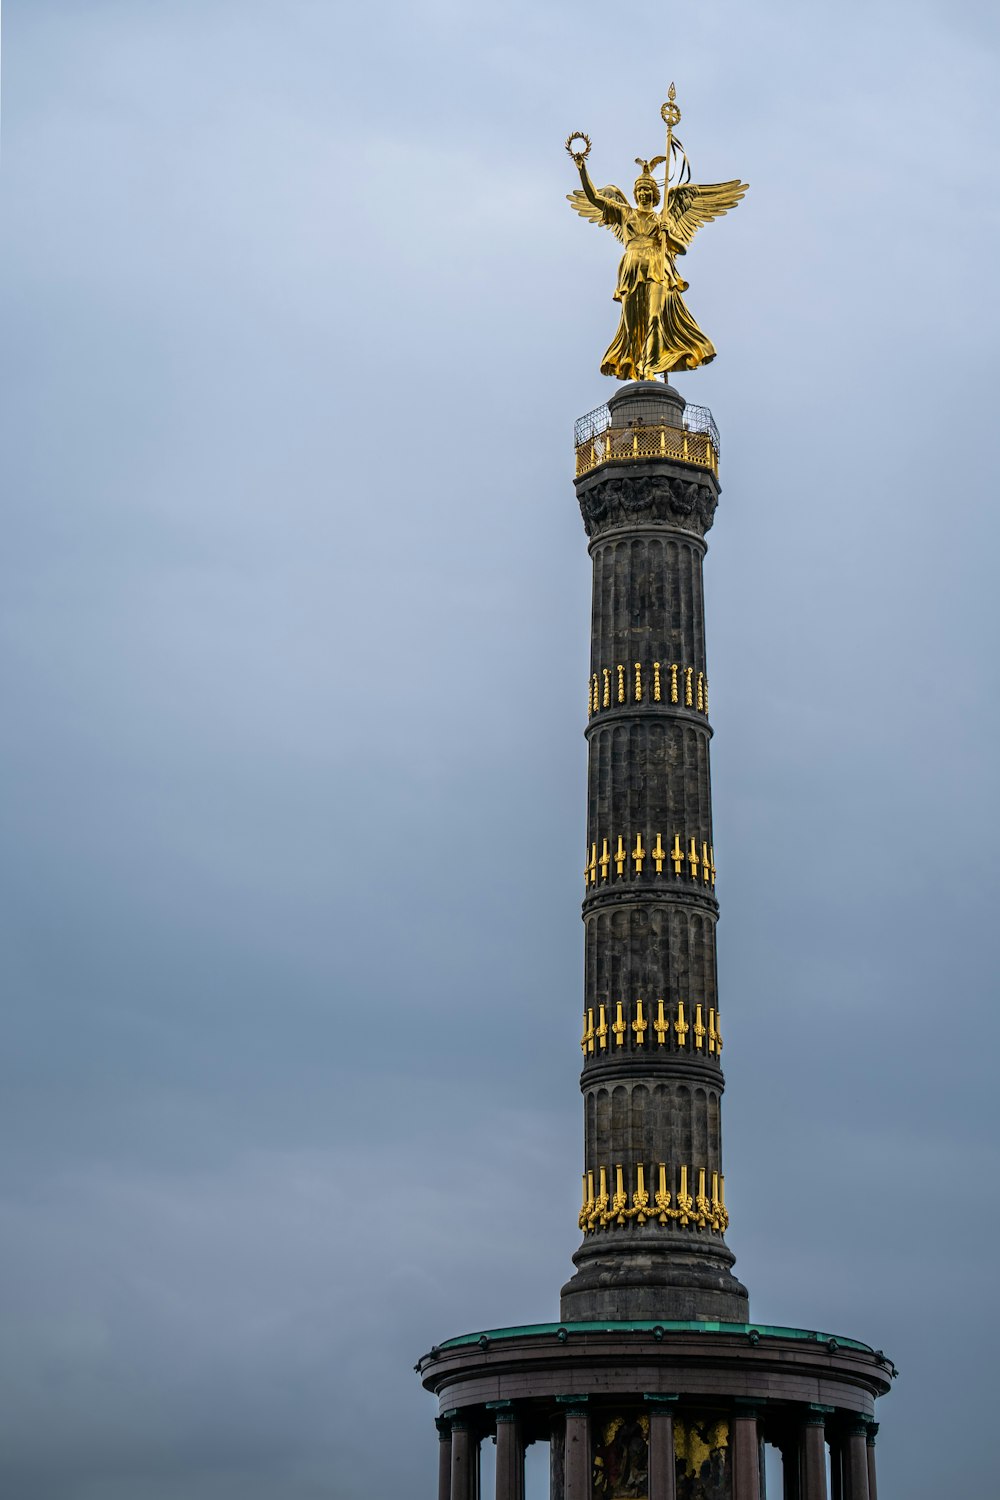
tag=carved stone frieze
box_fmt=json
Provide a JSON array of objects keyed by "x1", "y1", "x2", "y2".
[{"x1": 576, "y1": 472, "x2": 718, "y2": 539}]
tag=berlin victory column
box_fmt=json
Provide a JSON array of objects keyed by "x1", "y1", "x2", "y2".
[{"x1": 416, "y1": 88, "x2": 894, "y2": 1500}]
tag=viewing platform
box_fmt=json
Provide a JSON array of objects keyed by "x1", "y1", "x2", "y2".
[{"x1": 574, "y1": 395, "x2": 720, "y2": 479}]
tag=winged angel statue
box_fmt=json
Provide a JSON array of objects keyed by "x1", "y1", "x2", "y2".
[{"x1": 567, "y1": 93, "x2": 747, "y2": 381}]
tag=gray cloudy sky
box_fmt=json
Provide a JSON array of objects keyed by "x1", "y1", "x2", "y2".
[{"x1": 2, "y1": 1, "x2": 999, "y2": 1496}]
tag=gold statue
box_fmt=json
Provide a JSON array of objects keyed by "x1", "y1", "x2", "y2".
[{"x1": 566, "y1": 86, "x2": 748, "y2": 381}]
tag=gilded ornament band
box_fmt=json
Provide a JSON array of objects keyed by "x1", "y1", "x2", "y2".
[
  {"x1": 584, "y1": 833, "x2": 716, "y2": 888},
  {"x1": 580, "y1": 999, "x2": 722, "y2": 1058},
  {"x1": 578, "y1": 1162, "x2": 729, "y2": 1235},
  {"x1": 588, "y1": 662, "x2": 708, "y2": 717},
  {"x1": 575, "y1": 423, "x2": 718, "y2": 479}
]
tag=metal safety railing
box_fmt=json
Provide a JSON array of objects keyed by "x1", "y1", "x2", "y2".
[{"x1": 574, "y1": 401, "x2": 720, "y2": 479}]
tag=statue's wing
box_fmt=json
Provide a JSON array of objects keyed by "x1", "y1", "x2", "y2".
[
  {"x1": 665, "y1": 180, "x2": 748, "y2": 250},
  {"x1": 567, "y1": 185, "x2": 630, "y2": 244}
]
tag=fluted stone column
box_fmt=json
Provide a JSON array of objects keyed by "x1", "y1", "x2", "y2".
[
  {"x1": 562, "y1": 380, "x2": 748, "y2": 1323},
  {"x1": 493, "y1": 1407, "x2": 524, "y2": 1500},
  {"x1": 450, "y1": 1416, "x2": 474, "y2": 1500},
  {"x1": 437, "y1": 1418, "x2": 453, "y2": 1500},
  {"x1": 802, "y1": 1409, "x2": 829, "y2": 1500},
  {"x1": 865, "y1": 1423, "x2": 878, "y2": 1500},
  {"x1": 563, "y1": 1405, "x2": 590, "y2": 1500},
  {"x1": 842, "y1": 1421, "x2": 869, "y2": 1500},
  {"x1": 647, "y1": 1398, "x2": 677, "y2": 1500},
  {"x1": 732, "y1": 1407, "x2": 761, "y2": 1500}
]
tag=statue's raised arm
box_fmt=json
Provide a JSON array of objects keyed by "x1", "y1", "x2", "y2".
[
  {"x1": 566, "y1": 136, "x2": 631, "y2": 243},
  {"x1": 564, "y1": 92, "x2": 748, "y2": 382}
]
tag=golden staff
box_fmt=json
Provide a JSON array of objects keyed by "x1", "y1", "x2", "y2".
[{"x1": 660, "y1": 83, "x2": 681, "y2": 213}]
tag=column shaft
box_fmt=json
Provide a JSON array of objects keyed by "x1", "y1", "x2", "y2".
[
  {"x1": 843, "y1": 1430, "x2": 869, "y2": 1500},
  {"x1": 648, "y1": 1410, "x2": 677, "y2": 1500},
  {"x1": 451, "y1": 1424, "x2": 474, "y2": 1500},
  {"x1": 438, "y1": 1428, "x2": 452, "y2": 1500},
  {"x1": 495, "y1": 1417, "x2": 523, "y2": 1500},
  {"x1": 866, "y1": 1438, "x2": 878, "y2": 1500},
  {"x1": 802, "y1": 1423, "x2": 828, "y2": 1500},
  {"x1": 564, "y1": 397, "x2": 749, "y2": 1328},
  {"x1": 549, "y1": 1416, "x2": 565, "y2": 1500},
  {"x1": 732, "y1": 1414, "x2": 760, "y2": 1500},
  {"x1": 564, "y1": 1411, "x2": 590, "y2": 1500}
]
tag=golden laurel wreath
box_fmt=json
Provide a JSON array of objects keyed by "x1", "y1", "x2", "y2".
[{"x1": 565, "y1": 132, "x2": 592, "y2": 161}]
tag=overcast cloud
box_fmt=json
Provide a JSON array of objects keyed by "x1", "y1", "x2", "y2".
[{"x1": 2, "y1": 0, "x2": 999, "y2": 1495}]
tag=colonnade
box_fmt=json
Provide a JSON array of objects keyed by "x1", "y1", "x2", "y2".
[{"x1": 435, "y1": 1403, "x2": 878, "y2": 1500}]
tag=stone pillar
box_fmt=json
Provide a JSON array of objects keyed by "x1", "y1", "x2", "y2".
[
  {"x1": 492, "y1": 1405, "x2": 524, "y2": 1500},
  {"x1": 561, "y1": 383, "x2": 750, "y2": 1329},
  {"x1": 801, "y1": 1408, "x2": 829, "y2": 1500},
  {"x1": 865, "y1": 1423, "x2": 878, "y2": 1500},
  {"x1": 732, "y1": 1406, "x2": 761, "y2": 1500},
  {"x1": 562, "y1": 1402, "x2": 590, "y2": 1500},
  {"x1": 436, "y1": 1418, "x2": 452, "y2": 1500},
  {"x1": 550, "y1": 1414, "x2": 566, "y2": 1500},
  {"x1": 646, "y1": 1398, "x2": 678, "y2": 1500},
  {"x1": 842, "y1": 1421, "x2": 869, "y2": 1500},
  {"x1": 450, "y1": 1415, "x2": 474, "y2": 1500}
]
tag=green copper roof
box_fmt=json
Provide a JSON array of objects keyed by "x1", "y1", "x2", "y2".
[{"x1": 434, "y1": 1321, "x2": 876, "y2": 1354}]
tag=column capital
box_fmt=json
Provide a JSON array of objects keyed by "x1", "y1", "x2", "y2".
[
  {"x1": 556, "y1": 1393, "x2": 589, "y2": 1406},
  {"x1": 487, "y1": 1401, "x2": 517, "y2": 1424},
  {"x1": 805, "y1": 1404, "x2": 835, "y2": 1427},
  {"x1": 435, "y1": 1417, "x2": 452, "y2": 1440},
  {"x1": 577, "y1": 470, "x2": 719, "y2": 543},
  {"x1": 643, "y1": 1393, "x2": 680, "y2": 1405},
  {"x1": 844, "y1": 1416, "x2": 869, "y2": 1438},
  {"x1": 865, "y1": 1421, "x2": 879, "y2": 1445}
]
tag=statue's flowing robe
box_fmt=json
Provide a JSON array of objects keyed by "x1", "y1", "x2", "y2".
[{"x1": 598, "y1": 201, "x2": 715, "y2": 379}]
